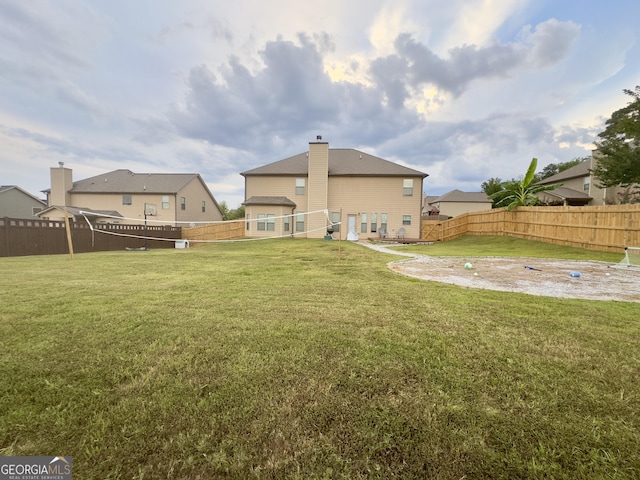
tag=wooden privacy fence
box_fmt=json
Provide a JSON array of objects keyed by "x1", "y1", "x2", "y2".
[
  {"x1": 0, "y1": 217, "x2": 181, "y2": 257},
  {"x1": 422, "y1": 205, "x2": 640, "y2": 253},
  {"x1": 182, "y1": 220, "x2": 245, "y2": 244}
]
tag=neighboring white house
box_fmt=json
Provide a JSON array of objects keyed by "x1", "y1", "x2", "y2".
[{"x1": 426, "y1": 190, "x2": 492, "y2": 218}]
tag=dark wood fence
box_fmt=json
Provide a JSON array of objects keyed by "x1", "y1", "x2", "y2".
[{"x1": 0, "y1": 217, "x2": 182, "y2": 257}]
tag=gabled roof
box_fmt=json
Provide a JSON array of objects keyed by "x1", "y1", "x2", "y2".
[
  {"x1": 242, "y1": 196, "x2": 297, "y2": 207},
  {"x1": 36, "y1": 206, "x2": 124, "y2": 218},
  {"x1": 541, "y1": 187, "x2": 592, "y2": 201},
  {"x1": 432, "y1": 190, "x2": 492, "y2": 203},
  {"x1": 0, "y1": 185, "x2": 46, "y2": 204},
  {"x1": 51, "y1": 169, "x2": 206, "y2": 194},
  {"x1": 423, "y1": 195, "x2": 440, "y2": 205},
  {"x1": 537, "y1": 160, "x2": 590, "y2": 185},
  {"x1": 241, "y1": 149, "x2": 428, "y2": 177}
]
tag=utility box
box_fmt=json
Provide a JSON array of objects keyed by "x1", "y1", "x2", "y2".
[{"x1": 175, "y1": 240, "x2": 190, "y2": 249}]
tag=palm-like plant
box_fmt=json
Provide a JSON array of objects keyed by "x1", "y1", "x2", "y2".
[{"x1": 490, "y1": 158, "x2": 561, "y2": 210}]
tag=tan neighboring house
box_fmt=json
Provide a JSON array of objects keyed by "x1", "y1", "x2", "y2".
[
  {"x1": 535, "y1": 154, "x2": 637, "y2": 206},
  {"x1": 536, "y1": 160, "x2": 593, "y2": 206},
  {"x1": 0, "y1": 185, "x2": 46, "y2": 219},
  {"x1": 427, "y1": 190, "x2": 492, "y2": 218},
  {"x1": 38, "y1": 166, "x2": 223, "y2": 226},
  {"x1": 240, "y1": 138, "x2": 428, "y2": 239}
]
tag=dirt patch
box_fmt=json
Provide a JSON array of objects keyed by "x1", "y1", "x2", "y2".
[{"x1": 389, "y1": 256, "x2": 640, "y2": 303}]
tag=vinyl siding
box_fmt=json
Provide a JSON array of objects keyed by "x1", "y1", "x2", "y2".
[
  {"x1": 70, "y1": 193, "x2": 161, "y2": 223},
  {"x1": 175, "y1": 178, "x2": 224, "y2": 225},
  {"x1": 327, "y1": 176, "x2": 423, "y2": 239},
  {"x1": 245, "y1": 176, "x2": 306, "y2": 205},
  {"x1": 244, "y1": 175, "x2": 423, "y2": 239},
  {"x1": 435, "y1": 202, "x2": 492, "y2": 218},
  {"x1": 244, "y1": 205, "x2": 295, "y2": 238},
  {"x1": 68, "y1": 178, "x2": 222, "y2": 225},
  {"x1": 0, "y1": 189, "x2": 45, "y2": 218}
]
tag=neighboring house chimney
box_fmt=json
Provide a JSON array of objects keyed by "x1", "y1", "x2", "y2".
[
  {"x1": 49, "y1": 163, "x2": 73, "y2": 207},
  {"x1": 307, "y1": 136, "x2": 329, "y2": 238}
]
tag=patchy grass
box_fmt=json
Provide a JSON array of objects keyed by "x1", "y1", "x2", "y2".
[
  {"x1": 0, "y1": 238, "x2": 638, "y2": 479},
  {"x1": 392, "y1": 235, "x2": 623, "y2": 262}
]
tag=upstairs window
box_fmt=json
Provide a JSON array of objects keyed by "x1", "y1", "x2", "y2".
[
  {"x1": 122, "y1": 195, "x2": 132, "y2": 205},
  {"x1": 180, "y1": 197, "x2": 186, "y2": 211},
  {"x1": 296, "y1": 178, "x2": 305, "y2": 195},
  {"x1": 403, "y1": 179, "x2": 414, "y2": 196},
  {"x1": 202, "y1": 201, "x2": 206, "y2": 213},
  {"x1": 162, "y1": 195, "x2": 170, "y2": 209}
]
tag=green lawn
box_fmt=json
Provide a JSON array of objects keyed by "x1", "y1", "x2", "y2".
[{"x1": 0, "y1": 237, "x2": 638, "y2": 479}]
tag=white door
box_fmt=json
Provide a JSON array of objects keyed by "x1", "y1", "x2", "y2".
[{"x1": 347, "y1": 215, "x2": 358, "y2": 241}]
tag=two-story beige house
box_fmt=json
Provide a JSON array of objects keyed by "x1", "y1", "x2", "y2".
[
  {"x1": 241, "y1": 138, "x2": 428, "y2": 239},
  {"x1": 38, "y1": 166, "x2": 223, "y2": 226},
  {"x1": 536, "y1": 154, "x2": 635, "y2": 206}
]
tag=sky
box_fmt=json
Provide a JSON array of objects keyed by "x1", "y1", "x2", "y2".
[{"x1": 1, "y1": 0, "x2": 639, "y2": 208}]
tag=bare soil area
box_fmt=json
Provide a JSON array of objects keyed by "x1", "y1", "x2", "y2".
[
  {"x1": 360, "y1": 242, "x2": 639, "y2": 302},
  {"x1": 389, "y1": 255, "x2": 640, "y2": 302}
]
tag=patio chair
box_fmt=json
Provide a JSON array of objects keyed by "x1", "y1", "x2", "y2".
[
  {"x1": 379, "y1": 226, "x2": 387, "y2": 239},
  {"x1": 396, "y1": 227, "x2": 405, "y2": 240}
]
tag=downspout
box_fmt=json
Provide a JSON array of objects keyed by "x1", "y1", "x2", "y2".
[
  {"x1": 174, "y1": 193, "x2": 178, "y2": 227},
  {"x1": 418, "y1": 177, "x2": 425, "y2": 240}
]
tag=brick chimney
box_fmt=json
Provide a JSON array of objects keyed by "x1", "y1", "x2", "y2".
[{"x1": 307, "y1": 136, "x2": 329, "y2": 238}]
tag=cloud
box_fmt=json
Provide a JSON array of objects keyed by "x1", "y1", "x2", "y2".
[
  {"x1": 377, "y1": 18, "x2": 580, "y2": 98},
  {"x1": 521, "y1": 19, "x2": 581, "y2": 68},
  {"x1": 167, "y1": 33, "x2": 386, "y2": 152},
  {"x1": 4, "y1": 1, "x2": 630, "y2": 207},
  {"x1": 160, "y1": 16, "x2": 581, "y2": 166},
  {"x1": 56, "y1": 81, "x2": 109, "y2": 120},
  {"x1": 0, "y1": 1, "x2": 106, "y2": 78}
]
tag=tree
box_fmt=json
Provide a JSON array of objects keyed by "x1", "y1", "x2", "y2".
[
  {"x1": 481, "y1": 177, "x2": 503, "y2": 197},
  {"x1": 227, "y1": 205, "x2": 245, "y2": 220},
  {"x1": 489, "y1": 158, "x2": 561, "y2": 210},
  {"x1": 537, "y1": 157, "x2": 588, "y2": 180},
  {"x1": 218, "y1": 201, "x2": 231, "y2": 220},
  {"x1": 591, "y1": 86, "x2": 640, "y2": 188},
  {"x1": 218, "y1": 201, "x2": 245, "y2": 220}
]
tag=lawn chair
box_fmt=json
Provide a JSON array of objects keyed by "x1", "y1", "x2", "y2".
[
  {"x1": 396, "y1": 227, "x2": 405, "y2": 240},
  {"x1": 379, "y1": 226, "x2": 387, "y2": 239}
]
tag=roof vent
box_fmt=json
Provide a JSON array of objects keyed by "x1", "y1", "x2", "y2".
[{"x1": 316, "y1": 135, "x2": 322, "y2": 141}]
